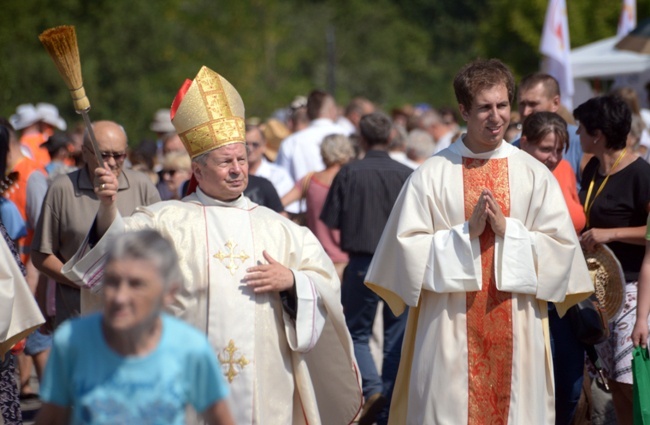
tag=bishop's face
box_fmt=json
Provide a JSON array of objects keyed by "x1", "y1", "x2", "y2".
[{"x1": 192, "y1": 143, "x2": 249, "y2": 201}]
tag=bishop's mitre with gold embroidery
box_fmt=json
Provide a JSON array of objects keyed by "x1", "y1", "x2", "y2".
[{"x1": 170, "y1": 66, "x2": 245, "y2": 159}]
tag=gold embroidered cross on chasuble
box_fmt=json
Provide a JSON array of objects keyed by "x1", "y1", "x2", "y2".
[
  {"x1": 213, "y1": 240, "x2": 250, "y2": 275},
  {"x1": 218, "y1": 339, "x2": 250, "y2": 383}
]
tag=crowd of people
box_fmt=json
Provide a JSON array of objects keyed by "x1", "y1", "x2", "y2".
[{"x1": 1, "y1": 57, "x2": 650, "y2": 425}]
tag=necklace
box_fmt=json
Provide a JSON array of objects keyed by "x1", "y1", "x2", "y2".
[{"x1": 583, "y1": 148, "x2": 627, "y2": 227}]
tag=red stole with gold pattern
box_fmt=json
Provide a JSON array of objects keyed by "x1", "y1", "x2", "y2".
[{"x1": 462, "y1": 157, "x2": 513, "y2": 424}]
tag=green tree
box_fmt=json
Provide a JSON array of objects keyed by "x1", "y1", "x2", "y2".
[{"x1": 0, "y1": 0, "x2": 648, "y2": 144}]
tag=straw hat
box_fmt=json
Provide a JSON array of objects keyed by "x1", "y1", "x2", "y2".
[
  {"x1": 150, "y1": 108, "x2": 175, "y2": 133},
  {"x1": 261, "y1": 119, "x2": 290, "y2": 162},
  {"x1": 583, "y1": 244, "x2": 626, "y2": 322},
  {"x1": 35, "y1": 103, "x2": 67, "y2": 130}
]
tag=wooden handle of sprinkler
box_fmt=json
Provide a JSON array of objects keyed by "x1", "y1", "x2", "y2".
[
  {"x1": 70, "y1": 85, "x2": 90, "y2": 112},
  {"x1": 79, "y1": 109, "x2": 105, "y2": 169}
]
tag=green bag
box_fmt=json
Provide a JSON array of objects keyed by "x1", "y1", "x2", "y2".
[{"x1": 633, "y1": 346, "x2": 650, "y2": 425}]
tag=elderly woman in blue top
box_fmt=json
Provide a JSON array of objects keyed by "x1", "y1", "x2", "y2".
[{"x1": 35, "y1": 230, "x2": 234, "y2": 425}]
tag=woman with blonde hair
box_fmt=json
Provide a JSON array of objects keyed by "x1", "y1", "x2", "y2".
[
  {"x1": 282, "y1": 134, "x2": 355, "y2": 279},
  {"x1": 157, "y1": 151, "x2": 191, "y2": 200}
]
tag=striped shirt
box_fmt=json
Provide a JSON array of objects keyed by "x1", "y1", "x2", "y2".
[{"x1": 320, "y1": 150, "x2": 412, "y2": 255}]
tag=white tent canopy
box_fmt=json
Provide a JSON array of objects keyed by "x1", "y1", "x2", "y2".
[
  {"x1": 571, "y1": 36, "x2": 650, "y2": 78},
  {"x1": 570, "y1": 36, "x2": 650, "y2": 107}
]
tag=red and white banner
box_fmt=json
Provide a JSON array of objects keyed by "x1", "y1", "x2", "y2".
[{"x1": 540, "y1": 0, "x2": 574, "y2": 109}]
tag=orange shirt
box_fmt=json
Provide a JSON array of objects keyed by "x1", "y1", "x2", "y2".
[
  {"x1": 552, "y1": 159, "x2": 586, "y2": 234},
  {"x1": 20, "y1": 132, "x2": 50, "y2": 169},
  {"x1": 5, "y1": 157, "x2": 46, "y2": 263}
]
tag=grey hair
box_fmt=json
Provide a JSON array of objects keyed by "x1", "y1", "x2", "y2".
[
  {"x1": 192, "y1": 151, "x2": 209, "y2": 166},
  {"x1": 191, "y1": 143, "x2": 249, "y2": 166},
  {"x1": 388, "y1": 124, "x2": 407, "y2": 150},
  {"x1": 105, "y1": 230, "x2": 183, "y2": 288},
  {"x1": 320, "y1": 134, "x2": 355, "y2": 166},
  {"x1": 406, "y1": 129, "x2": 436, "y2": 160},
  {"x1": 418, "y1": 109, "x2": 443, "y2": 129}
]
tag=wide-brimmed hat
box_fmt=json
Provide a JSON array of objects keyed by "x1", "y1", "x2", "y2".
[
  {"x1": 261, "y1": 119, "x2": 290, "y2": 162},
  {"x1": 36, "y1": 103, "x2": 67, "y2": 131},
  {"x1": 9, "y1": 104, "x2": 40, "y2": 130},
  {"x1": 150, "y1": 108, "x2": 175, "y2": 133},
  {"x1": 583, "y1": 244, "x2": 626, "y2": 322}
]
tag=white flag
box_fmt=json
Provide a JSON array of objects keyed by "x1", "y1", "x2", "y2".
[
  {"x1": 540, "y1": 0, "x2": 574, "y2": 109},
  {"x1": 617, "y1": 0, "x2": 636, "y2": 37}
]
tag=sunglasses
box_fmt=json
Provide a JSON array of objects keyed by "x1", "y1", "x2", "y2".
[
  {"x1": 84, "y1": 145, "x2": 127, "y2": 162},
  {"x1": 162, "y1": 169, "x2": 179, "y2": 177},
  {"x1": 100, "y1": 151, "x2": 127, "y2": 161}
]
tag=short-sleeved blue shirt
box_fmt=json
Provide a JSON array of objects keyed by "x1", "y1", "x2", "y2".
[
  {"x1": 40, "y1": 313, "x2": 229, "y2": 425},
  {"x1": 0, "y1": 198, "x2": 26, "y2": 241}
]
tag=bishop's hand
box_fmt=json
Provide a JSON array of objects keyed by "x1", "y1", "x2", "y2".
[{"x1": 244, "y1": 250, "x2": 295, "y2": 294}]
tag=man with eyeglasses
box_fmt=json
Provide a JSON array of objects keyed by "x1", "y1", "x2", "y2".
[
  {"x1": 32, "y1": 120, "x2": 160, "y2": 329},
  {"x1": 245, "y1": 125, "x2": 292, "y2": 197}
]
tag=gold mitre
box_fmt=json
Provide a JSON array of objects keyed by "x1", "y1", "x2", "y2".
[{"x1": 170, "y1": 66, "x2": 245, "y2": 159}]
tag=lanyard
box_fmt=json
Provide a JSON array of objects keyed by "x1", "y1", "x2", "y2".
[{"x1": 583, "y1": 148, "x2": 626, "y2": 227}]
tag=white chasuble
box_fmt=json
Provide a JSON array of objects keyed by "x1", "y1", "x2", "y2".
[
  {"x1": 365, "y1": 139, "x2": 594, "y2": 425},
  {"x1": 62, "y1": 189, "x2": 363, "y2": 425}
]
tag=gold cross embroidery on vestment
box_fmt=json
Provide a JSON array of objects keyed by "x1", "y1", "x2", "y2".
[
  {"x1": 218, "y1": 339, "x2": 250, "y2": 383},
  {"x1": 213, "y1": 240, "x2": 250, "y2": 275}
]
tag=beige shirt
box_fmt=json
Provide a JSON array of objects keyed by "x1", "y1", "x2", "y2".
[{"x1": 32, "y1": 167, "x2": 160, "y2": 315}]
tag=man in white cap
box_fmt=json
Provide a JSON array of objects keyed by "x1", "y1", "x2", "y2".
[
  {"x1": 62, "y1": 66, "x2": 362, "y2": 425},
  {"x1": 10, "y1": 103, "x2": 67, "y2": 169}
]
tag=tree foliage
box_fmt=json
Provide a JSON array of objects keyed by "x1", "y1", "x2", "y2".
[{"x1": 0, "y1": 0, "x2": 645, "y2": 143}]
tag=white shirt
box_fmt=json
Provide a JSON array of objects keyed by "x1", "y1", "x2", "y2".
[
  {"x1": 336, "y1": 116, "x2": 356, "y2": 135},
  {"x1": 254, "y1": 158, "x2": 294, "y2": 197},
  {"x1": 255, "y1": 158, "x2": 299, "y2": 213},
  {"x1": 389, "y1": 151, "x2": 419, "y2": 169},
  {"x1": 276, "y1": 118, "x2": 348, "y2": 182}
]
